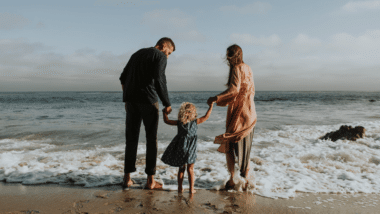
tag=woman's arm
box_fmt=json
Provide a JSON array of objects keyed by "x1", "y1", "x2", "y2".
[
  {"x1": 163, "y1": 110, "x2": 178, "y2": 126},
  {"x1": 197, "y1": 102, "x2": 214, "y2": 124}
]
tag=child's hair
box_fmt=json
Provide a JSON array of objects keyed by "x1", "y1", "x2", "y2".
[{"x1": 178, "y1": 102, "x2": 198, "y2": 124}]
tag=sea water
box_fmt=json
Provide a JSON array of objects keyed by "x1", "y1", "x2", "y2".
[{"x1": 1, "y1": 91, "x2": 380, "y2": 198}]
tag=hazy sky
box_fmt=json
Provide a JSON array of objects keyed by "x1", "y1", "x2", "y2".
[{"x1": 1, "y1": 0, "x2": 380, "y2": 91}]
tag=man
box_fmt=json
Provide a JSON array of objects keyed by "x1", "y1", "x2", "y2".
[{"x1": 119, "y1": 37, "x2": 175, "y2": 189}]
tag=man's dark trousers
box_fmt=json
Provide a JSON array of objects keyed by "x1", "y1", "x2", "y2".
[{"x1": 124, "y1": 102, "x2": 159, "y2": 175}]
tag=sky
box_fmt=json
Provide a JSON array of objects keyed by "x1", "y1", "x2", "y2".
[{"x1": 1, "y1": 0, "x2": 380, "y2": 92}]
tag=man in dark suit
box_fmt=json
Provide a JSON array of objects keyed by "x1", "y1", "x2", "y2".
[{"x1": 119, "y1": 37, "x2": 174, "y2": 189}]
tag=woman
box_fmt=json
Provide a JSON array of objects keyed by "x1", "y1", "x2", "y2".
[{"x1": 207, "y1": 44, "x2": 257, "y2": 190}]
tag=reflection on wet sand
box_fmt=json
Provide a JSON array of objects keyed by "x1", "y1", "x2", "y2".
[{"x1": 2, "y1": 177, "x2": 380, "y2": 214}]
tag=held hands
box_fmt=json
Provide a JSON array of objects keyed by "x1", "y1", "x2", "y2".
[
  {"x1": 196, "y1": 97, "x2": 215, "y2": 125},
  {"x1": 207, "y1": 96, "x2": 217, "y2": 106},
  {"x1": 162, "y1": 106, "x2": 177, "y2": 126},
  {"x1": 163, "y1": 106, "x2": 172, "y2": 114}
]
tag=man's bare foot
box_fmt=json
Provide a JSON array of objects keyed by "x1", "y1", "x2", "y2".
[
  {"x1": 122, "y1": 174, "x2": 134, "y2": 188},
  {"x1": 144, "y1": 180, "x2": 163, "y2": 190},
  {"x1": 178, "y1": 186, "x2": 184, "y2": 193},
  {"x1": 189, "y1": 189, "x2": 196, "y2": 194}
]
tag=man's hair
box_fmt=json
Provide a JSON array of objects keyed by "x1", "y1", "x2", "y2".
[{"x1": 155, "y1": 37, "x2": 175, "y2": 51}]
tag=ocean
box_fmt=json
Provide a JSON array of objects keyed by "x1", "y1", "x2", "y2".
[{"x1": 1, "y1": 91, "x2": 380, "y2": 198}]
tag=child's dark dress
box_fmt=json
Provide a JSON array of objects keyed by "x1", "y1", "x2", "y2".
[{"x1": 161, "y1": 120, "x2": 198, "y2": 167}]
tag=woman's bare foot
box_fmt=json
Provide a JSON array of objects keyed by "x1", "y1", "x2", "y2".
[
  {"x1": 243, "y1": 181, "x2": 255, "y2": 191},
  {"x1": 224, "y1": 180, "x2": 235, "y2": 190},
  {"x1": 189, "y1": 189, "x2": 196, "y2": 194},
  {"x1": 243, "y1": 181, "x2": 249, "y2": 191}
]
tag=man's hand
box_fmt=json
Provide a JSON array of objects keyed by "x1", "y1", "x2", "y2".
[
  {"x1": 207, "y1": 97, "x2": 217, "y2": 106},
  {"x1": 164, "y1": 106, "x2": 172, "y2": 114}
]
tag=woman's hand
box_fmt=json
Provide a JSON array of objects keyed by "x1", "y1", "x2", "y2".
[{"x1": 207, "y1": 97, "x2": 217, "y2": 106}]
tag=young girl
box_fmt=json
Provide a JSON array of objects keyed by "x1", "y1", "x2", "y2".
[{"x1": 161, "y1": 102, "x2": 214, "y2": 194}]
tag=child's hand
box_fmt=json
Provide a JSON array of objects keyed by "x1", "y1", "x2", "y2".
[
  {"x1": 162, "y1": 109, "x2": 168, "y2": 115},
  {"x1": 163, "y1": 106, "x2": 172, "y2": 114}
]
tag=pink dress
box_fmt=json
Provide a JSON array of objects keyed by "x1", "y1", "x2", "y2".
[{"x1": 214, "y1": 63, "x2": 257, "y2": 153}]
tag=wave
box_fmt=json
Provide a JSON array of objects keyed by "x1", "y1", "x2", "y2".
[{"x1": 1, "y1": 121, "x2": 380, "y2": 198}]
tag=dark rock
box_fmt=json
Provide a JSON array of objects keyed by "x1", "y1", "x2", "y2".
[
  {"x1": 320, "y1": 125, "x2": 365, "y2": 142},
  {"x1": 369, "y1": 99, "x2": 376, "y2": 102}
]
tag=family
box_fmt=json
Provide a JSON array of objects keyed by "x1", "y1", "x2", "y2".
[{"x1": 119, "y1": 37, "x2": 257, "y2": 194}]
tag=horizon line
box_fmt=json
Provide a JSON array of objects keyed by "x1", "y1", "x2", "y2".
[{"x1": 1, "y1": 90, "x2": 380, "y2": 93}]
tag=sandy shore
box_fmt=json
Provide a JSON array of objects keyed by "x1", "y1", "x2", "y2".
[{"x1": 1, "y1": 182, "x2": 379, "y2": 214}]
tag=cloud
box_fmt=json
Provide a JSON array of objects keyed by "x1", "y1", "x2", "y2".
[
  {"x1": 327, "y1": 30, "x2": 380, "y2": 64},
  {"x1": 0, "y1": 38, "x2": 130, "y2": 91},
  {"x1": 244, "y1": 31, "x2": 380, "y2": 65},
  {"x1": 330, "y1": 30, "x2": 380, "y2": 50},
  {"x1": 94, "y1": 0, "x2": 159, "y2": 7},
  {"x1": 341, "y1": 1, "x2": 380, "y2": 12},
  {"x1": 0, "y1": 13, "x2": 30, "y2": 30},
  {"x1": 220, "y1": 2, "x2": 272, "y2": 15},
  {"x1": 0, "y1": 38, "x2": 227, "y2": 91},
  {"x1": 230, "y1": 33, "x2": 281, "y2": 47},
  {"x1": 36, "y1": 22, "x2": 45, "y2": 29},
  {"x1": 0, "y1": 38, "x2": 48, "y2": 56},
  {"x1": 165, "y1": 53, "x2": 228, "y2": 91},
  {"x1": 239, "y1": 30, "x2": 380, "y2": 90},
  {"x1": 290, "y1": 34, "x2": 322, "y2": 52},
  {"x1": 2, "y1": 29, "x2": 380, "y2": 92},
  {"x1": 142, "y1": 9, "x2": 205, "y2": 42}
]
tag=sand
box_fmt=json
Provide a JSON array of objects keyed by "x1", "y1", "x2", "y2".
[{"x1": 1, "y1": 182, "x2": 379, "y2": 214}]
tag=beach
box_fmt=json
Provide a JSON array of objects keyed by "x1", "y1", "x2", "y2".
[
  {"x1": 1, "y1": 182, "x2": 380, "y2": 214},
  {"x1": 1, "y1": 91, "x2": 380, "y2": 213},
  {"x1": 2, "y1": 0, "x2": 380, "y2": 212}
]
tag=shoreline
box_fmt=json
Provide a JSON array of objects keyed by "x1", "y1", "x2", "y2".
[{"x1": 1, "y1": 182, "x2": 379, "y2": 214}]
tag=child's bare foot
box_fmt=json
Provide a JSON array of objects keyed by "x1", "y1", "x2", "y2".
[{"x1": 189, "y1": 189, "x2": 196, "y2": 194}]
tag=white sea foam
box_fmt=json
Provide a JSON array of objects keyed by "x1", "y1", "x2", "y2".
[{"x1": 1, "y1": 121, "x2": 380, "y2": 198}]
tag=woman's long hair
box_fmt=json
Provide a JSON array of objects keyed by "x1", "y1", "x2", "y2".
[
  {"x1": 178, "y1": 102, "x2": 198, "y2": 124},
  {"x1": 225, "y1": 44, "x2": 244, "y2": 86}
]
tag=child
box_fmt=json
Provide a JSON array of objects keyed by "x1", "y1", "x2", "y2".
[{"x1": 161, "y1": 102, "x2": 214, "y2": 194}]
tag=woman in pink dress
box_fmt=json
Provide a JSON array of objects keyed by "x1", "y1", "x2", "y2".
[{"x1": 207, "y1": 44, "x2": 257, "y2": 189}]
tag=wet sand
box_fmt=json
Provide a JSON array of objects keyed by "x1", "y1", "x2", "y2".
[{"x1": 1, "y1": 182, "x2": 379, "y2": 214}]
